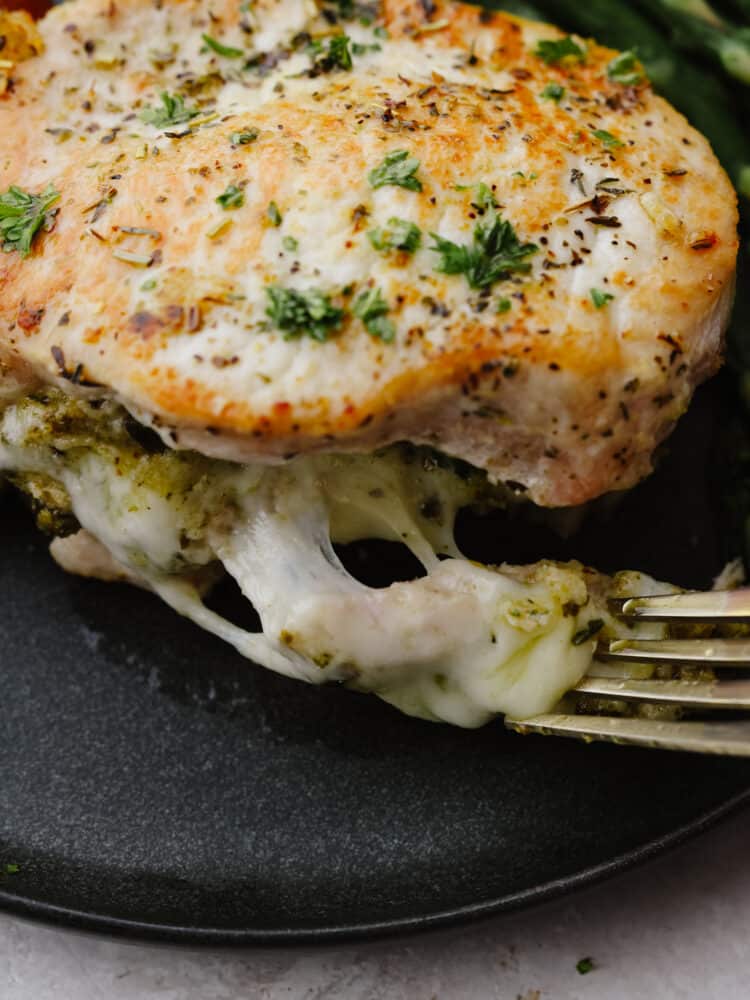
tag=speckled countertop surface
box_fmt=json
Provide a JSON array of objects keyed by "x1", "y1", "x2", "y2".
[{"x1": 2, "y1": 805, "x2": 749, "y2": 999}]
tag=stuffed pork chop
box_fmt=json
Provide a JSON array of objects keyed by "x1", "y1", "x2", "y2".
[{"x1": 0, "y1": 0, "x2": 739, "y2": 726}]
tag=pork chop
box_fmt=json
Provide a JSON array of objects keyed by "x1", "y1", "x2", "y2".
[{"x1": 0, "y1": 0, "x2": 738, "y2": 505}]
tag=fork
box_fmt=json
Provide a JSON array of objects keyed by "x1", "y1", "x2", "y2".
[{"x1": 505, "y1": 588, "x2": 750, "y2": 756}]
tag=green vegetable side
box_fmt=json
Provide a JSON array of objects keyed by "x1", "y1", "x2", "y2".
[{"x1": 0, "y1": 185, "x2": 59, "y2": 257}]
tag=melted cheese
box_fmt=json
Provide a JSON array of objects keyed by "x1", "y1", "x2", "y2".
[{"x1": 0, "y1": 391, "x2": 667, "y2": 726}]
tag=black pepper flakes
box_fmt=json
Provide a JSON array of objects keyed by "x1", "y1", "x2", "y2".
[{"x1": 586, "y1": 216, "x2": 622, "y2": 228}]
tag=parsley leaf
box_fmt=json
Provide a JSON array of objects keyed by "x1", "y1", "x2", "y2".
[
  {"x1": 474, "y1": 182, "x2": 498, "y2": 211},
  {"x1": 368, "y1": 150, "x2": 422, "y2": 192},
  {"x1": 496, "y1": 297, "x2": 512, "y2": 313},
  {"x1": 592, "y1": 128, "x2": 624, "y2": 149},
  {"x1": 283, "y1": 235, "x2": 299, "y2": 252},
  {"x1": 534, "y1": 36, "x2": 585, "y2": 65},
  {"x1": 0, "y1": 184, "x2": 60, "y2": 257},
  {"x1": 607, "y1": 50, "x2": 645, "y2": 87},
  {"x1": 368, "y1": 217, "x2": 422, "y2": 254},
  {"x1": 430, "y1": 207, "x2": 538, "y2": 290},
  {"x1": 328, "y1": 33, "x2": 353, "y2": 69},
  {"x1": 309, "y1": 33, "x2": 353, "y2": 74},
  {"x1": 572, "y1": 619, "x2": 604, "y2": 646},
  {"x1": 576, "y1": 958, "x2": 595, "y2": 975},
  {"x1": 230, "y1": 128, "x2": 260, "y2": 146},
  {"x1": 202, "y1": 33, "x2": 244, "y2": 59},
  {"x1": 267, "y1": 201, "x2": 282, "y2": 226},
  {"x1": 265, "y1": 286, "x2": 343, "y2": 342},
  {"x1": 351, "y1": 40, "x2": 381, "y2": 55},
  {"x1": 322, "y1": 0, "x2": 355, "y2": 19},
  {"x1": 139, "y1": 92, "x2": 199, "y2": 129},
  {"x1": 540, "y1": 82, "x2": 565, "y2": 102},
  {"x1": 353, "y1": 286, "x2": 396, "y2": 342},
  {"x1": 216, "y1": 184, "x2": 244, "y2": 209},
  {"x1": 590, "y1": 288, "x2": 614, "y2": 308}
]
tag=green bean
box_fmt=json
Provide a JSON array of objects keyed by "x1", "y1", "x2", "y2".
[
  {"x1": 656, "y1": 0, "x2": 726, "y2": 27},
  {"x1": 705, "y1": 0, "x2": 750, "y2": 23},
  {"x1": 631, "y1": 0, "x2": 750, "y2": 83}
]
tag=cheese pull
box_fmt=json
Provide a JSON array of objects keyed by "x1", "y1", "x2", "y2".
[{"x1": 0, "y1": 391, "x2": 666, "y2": 726}]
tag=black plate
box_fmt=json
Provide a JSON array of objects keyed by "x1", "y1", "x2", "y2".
[{"x1": 1, "y1": 382, "x2": 750, "y2": 944}]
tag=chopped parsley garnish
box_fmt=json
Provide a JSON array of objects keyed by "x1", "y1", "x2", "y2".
[
  {"x1": 590, "y1": 288, "x2": 614, "y2": 308},
  {"x1": 202, "y1": 33, "x2": 244, "y2": 59},
  {"x1": 328, "y1": 34, "x2": 352, "y2": 69},
  {"x1": 309, "y1": 33, "x2": 353, "y2": 73},
  {"x1": 322, "y1": 0, "x2": 355, "y2": 19},
  {"x1": 373, "y1": 26, "x2": 389, "y2": 39},
  {"x1": 534, "y1": 36, "x2": 585, "y2": 65},
  {"x1": 3, "y1": 864, "x2": 19, "y2": 875},
  {"x1": 283, "y1": 235, "x2": 299, "y2": 252},
  {"x1": 496, "y1": 297, "x2": 512, "y2": 313},
  {"x1": 430, "y1": 205, "x2": 538, "y2": 291},
  {"x1": 351, "y1": 40, "x2": 381, "y2": 55},
  {"x1": 368, "y1": 217, "x2": 422, "y2": 254},
  {"x1": 353, "y1": 286, "x2": 396, "y2": 342},
  {"x1": 230, "y1": 128, "x2": 260, "y2": 146},
  {"x1": 267, "y1": 201, "x2": 282, "y2": 226},
  {"x1": 265, "y1": 286, "x2": 343, "y2": 342},
  {"x1": 572, "y1": 619, "x2": 604, "y2": 646},
  {"x1": 368, "y1": 150, "x2": 423, "y2": 192},
  {"x1": 540, "y1": 82, "x2": 565, "y2": 102},
  {"x1": 141, "y1": 278, "x2": 157, "y2": 291},
  {"x1": 0, "y1": 184, "x2": 60, "y2": 257},
  {"x1": 607, "y1": 50, "x2": 645, "y2": 87},
  {"x1": 474, "y1": 182, "x2": 497, "y2": 211},
  {"x1": 216, "y1": 184, "x2": 244, "y2": 210},
  {"x1": 576, "y1": 957, "x2": 595, "y2": 975},
  {"x1": 139, "y1": 92, "x2": 199, "y2": 128},
  {"x1": 592, "y1": 129, "x2": 624, "y2": 150}
]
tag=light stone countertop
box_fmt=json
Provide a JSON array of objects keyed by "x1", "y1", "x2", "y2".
[{"x1": 2, "y1": 804, "x2": 750, "y2": 999}]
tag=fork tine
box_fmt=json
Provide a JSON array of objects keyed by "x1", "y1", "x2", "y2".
[
  {"x1": 575, "y1": 676, "x2": 750, "y2": 709},
  {"x1": 596, "y1": 637, "x2": 750, "y2": 667},
  {"x1": 505, "y1": 714, "x2": 750, "y2": 756},
  {"x1": 610, "y1": 588, "x2": 750, "y2": 623}
]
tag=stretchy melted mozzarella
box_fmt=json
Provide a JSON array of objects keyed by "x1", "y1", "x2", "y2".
[{"x1": 0, "y1": 391, "x2": 667, "y2": 726}]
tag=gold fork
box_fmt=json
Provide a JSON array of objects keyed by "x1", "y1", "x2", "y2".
[{"x1": 505, "y1": 589, "x2": 750, "y2": 756}]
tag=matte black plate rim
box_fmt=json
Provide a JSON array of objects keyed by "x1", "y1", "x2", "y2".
[{"x1": 1, "y1": 785, "x2": 748, "y2": 947}]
